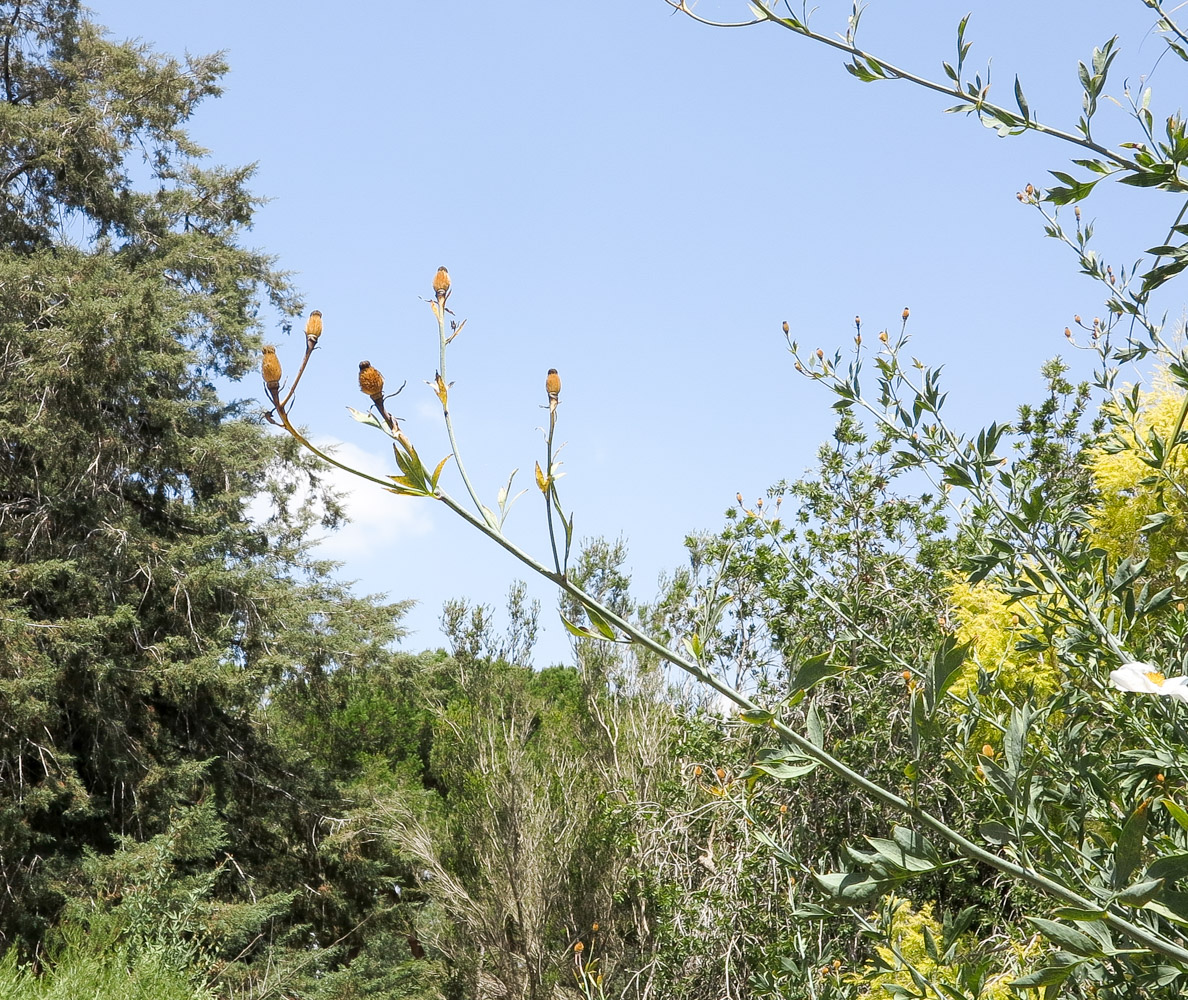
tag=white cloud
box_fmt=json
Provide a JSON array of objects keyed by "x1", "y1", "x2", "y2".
[
  {"x1": 247, "y1": 437, "x2": 434, "y2": 566},
  {"x1": 308, "y1": 438, "x2": 434, "y2": 561}
]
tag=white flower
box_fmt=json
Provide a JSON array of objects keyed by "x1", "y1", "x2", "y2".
[{"x1": 1109, "y1": 662, "x2": 1188, "y2": 703}]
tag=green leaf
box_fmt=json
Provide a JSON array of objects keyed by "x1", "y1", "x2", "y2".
[
  {"x1": 1159, "y1": 797, "x2": 1188, "y2": 833},
  {"x1": 1052, "y1": 906, "x2": 1108, "y2": 921},
  {"x1": 750, "y1": 756, "x2": 819, "y2": 781},
  {"x1": 1024, "y1": 918, "x2": 1102, "y2": 958},
  {"x1": 812, "y1": 871, "x2": 890, "y2": 904},
  {"x1": 1010, "y1": 957, "x2": 1081, "y2": 989},
  {"x1": 1113, "y1": 802, "x2": 1150, "y2": 889},
  {"x1": 1013, "y1": 74, "x2": 1029, "y2": 119},
  {"x1": 582, "y1": 602, "x2": 619, "y2": 641},
  {"x1": 865, "y1": 835, "x2": 943, "y2": 874},
  {"x1": 979, "y1": 821, "x2": 1012, "y2": 844},
  {"x1": 805, "y1": 702, "x2": 824, "y2": 747},
  {"x1": 558, "y1": 612, "x2": 603, "y2": 640},
  {"x1": 429, "y1": 454, "x2": 451, "y2": 489},
  {"x1": 1115, "y1": 877, "x2": 1164, "y2": 906},
  {"x1": 739, "y1": 709, "x2": 777, "y2": 726},
  {"x1": 346, "y1": 405, "x2": 386, "y2": 429},
  {"x1": 927, "y1": 637, "x2": 969, "y2": 708},
  {"x1": 790, "y1": 652, "x2": 841, "y2": 691}
]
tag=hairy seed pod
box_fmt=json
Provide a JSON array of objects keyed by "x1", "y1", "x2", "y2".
[
  {"x1": 305, "y1": 310, "x2": 323, "y2": 351},
  {"x1": 358, "y1": 360, "x2": 385, "y2": 403},
  {"x1": 262, "y1": 345, "x2": 282, "y2": 392}
]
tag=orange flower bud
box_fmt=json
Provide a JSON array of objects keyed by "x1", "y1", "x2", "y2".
[
  {"x1": 816, "y1": 348, "x2": 824, "y2": 360},
  {"x1": 574, "y1": 942, "x2": 585, "y2": 953},
  {"x1": 1064, "y1": 327, "x2": 1072, "y2": 338},
  {"x1": 262, "y1": 346, "x2": 282, "y2": 393},
  {"x1": 715, "y1": 767, "x2": 726, "y2": 779},
  {"x1": 879, "y1": 330, "x2": 888, "y2": 343},
  {"x1": 901, "y1": 670, "x2": 912, "y2": 682},
  {"x1": 902, "y1": 306, "x2": 910, "y2": 321},
  {"x1": 694, "y1": 765, "x2": 702, "y2": 776},
  {"x1": 358, "y1": 360, "x2": 385, "y2": 402},
  {"x1": 782, "y1": 320, "x2": 790, "y2": 334},
  {"x1": 304, "y1": 310, "x2": 323, "y2": 351},
  {"x1": 779, "y1": 803, "x2": 788, "y2": 813},
  {"x1": 433, "y1": 266, "x2": 450, "y2": 302},
  {"x1": 981, "y1": 744, "x2": 994, "y2": 758},
  {"x1": 546, "y1": 368, "x2": 561, "y2": 403}
]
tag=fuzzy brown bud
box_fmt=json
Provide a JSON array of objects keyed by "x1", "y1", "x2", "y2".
[
  {"x1": 781, "y1": 320, "x2": 789, "y2": 335},
  {"x1": 433, "y1": 266, "x2": 450, "y2": 302},
  {"x1": 262, "y1": 346, "x2": 282, "y2": 393},
  {"x1": 878, "y1": 330, "x2": 888, "y2": 343},
  {"x1": 305, "y1": 310, "x2": 323, "y2": 350},
  {"x1": 545, "y1": 368, "x2": 561, "y2": 402},
  {"x1": 358, "y1": 360, "x2": 385, "y2": 403},
  {"x1": 902, "y1": 306, "x2": 910, "y2": 322},
  {"x1": 1064, "y1": 327, "x2": 1072, "y2": 338},
  {"x1": 816, "y1": 348, "x2": 824, "y2": 360}
]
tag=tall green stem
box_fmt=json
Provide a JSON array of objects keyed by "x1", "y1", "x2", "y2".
[{"x1": 435, "y1": 300, "x2": 488, "y2": 520}]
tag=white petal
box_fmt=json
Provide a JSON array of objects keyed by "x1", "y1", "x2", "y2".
[{"x1": 1110, "y1": 663, "x2": 1163, "y2": 693}]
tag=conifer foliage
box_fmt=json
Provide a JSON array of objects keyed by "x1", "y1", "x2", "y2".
[{"x1": 0, "y1": 0, "x2": 405, "y2": 952}]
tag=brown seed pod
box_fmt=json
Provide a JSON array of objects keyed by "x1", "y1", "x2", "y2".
[
  {"x1": 262, "y1": 346, "x2": 282, "y2": 392},
  {"x1": 305, "y1": 310, "x2": 323, "y2": 350},
  {"x1": 433, "y1": 266, "x2": 450, "y2": 302},
  {"x1": 545, "y1": 368, "x2": 561, "y2": 402},
  {"x1": 358, "y1": 360, "x2": 385, "y2": 403}
]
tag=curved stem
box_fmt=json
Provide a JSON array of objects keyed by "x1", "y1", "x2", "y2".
[
  {"x1": 435, "y1": 301, "x2": 488, "y2": 519},
  {"x1": 667, "y1": 0, "x2": 1137, "y2": 172},
  {"x1": 545, "y1": 407, "x2": 562, "y2": 575}
]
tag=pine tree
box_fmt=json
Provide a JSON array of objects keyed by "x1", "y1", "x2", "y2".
[{"x1": 0, "y1": 1, "x2": 408, "y2": 953}]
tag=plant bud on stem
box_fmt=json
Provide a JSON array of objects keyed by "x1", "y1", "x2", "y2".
[
  {"x1": 358, "y1": 360, "x2": 394, "y2": 429},
  {"x1": 433, "y1": 266, "x2": 450, "y2": 304},
  {"x1": 545, "y1": 368, "x2": 561, "y2": 416},
  {"x1": 262, "y1": 346, "x2": 282, "y2": 396},
  {"x1": 305, "y1": 310, "x2": 323, "y2": 352}
]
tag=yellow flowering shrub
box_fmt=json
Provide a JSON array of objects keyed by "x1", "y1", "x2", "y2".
[
  {"x1": 1089, "y1": 377, "x2": 1188, "y2": 577},
  {"x1": 851, "y1": 897, "x2": 1030, "y2": 1000},
  {"x1": 946, "y1": 578, "x2": 1062, "y2": 701}
]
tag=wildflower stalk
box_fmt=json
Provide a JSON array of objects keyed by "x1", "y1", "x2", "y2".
[
  {"x1": 544, "y1": 403, "x2": 563, "y2": 576},
  {"x1": 434, "y1": 298, "x2": 488, "y2": 522},
  {"x1": 665, "y1": 0, "x2": 1145, "y2": 177}
]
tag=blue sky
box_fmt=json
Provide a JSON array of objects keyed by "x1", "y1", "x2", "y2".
[{"x1": 95, "y1": 1, "x2": 1185, "y2": 665}]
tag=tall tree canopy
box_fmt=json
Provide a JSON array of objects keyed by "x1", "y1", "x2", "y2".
[{"x1": 0, "y1": 0, "x2": 407, "y2": 952}]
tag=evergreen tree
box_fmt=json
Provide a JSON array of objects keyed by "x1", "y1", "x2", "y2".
[{"x1": 0, "y1": 0, "x2": 407, "y2": 955}]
